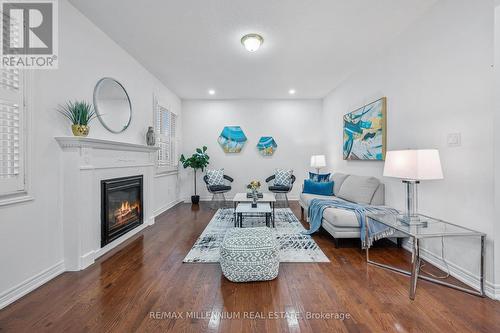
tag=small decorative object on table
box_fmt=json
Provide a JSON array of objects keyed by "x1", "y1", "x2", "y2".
[
  {"x1": 146, "y1": 126, "x2": 156, "y2": 146},
  {"x1": 57, "y1": 101, "x2": 97, "y2": 137},
  {"x1": 246, "y1": 180, "x2": 261, "y2": 207}
]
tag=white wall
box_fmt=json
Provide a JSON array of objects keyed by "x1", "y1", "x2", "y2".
[
  {"x1": 322, "y1": 0, "x2": 496, "y2": 294},
  {"x1": 0, "y1": 0, "x2": 182, "y2": 307},
  {"x1": 181, "y1": 100, "x2": 323, "y2": 200},
  {"x1": 493, "y1": 0, "x2": 500, "y2": 295}
]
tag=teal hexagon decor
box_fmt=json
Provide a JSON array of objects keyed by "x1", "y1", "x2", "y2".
[
  {"x1": 218, "y1": 126, "x2": 247, "y2": 153},
  {"x1": 256, "y1": 136, "x2": 277, "y2": 156}
]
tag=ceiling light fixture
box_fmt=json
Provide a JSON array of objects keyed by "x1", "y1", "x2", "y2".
[
  {"x1": 208, "y1": 89, "x2": 215, "y2": 95},
  {"x1": 289, "y1": 89, "x2": 296, "y2": 95},
  {"x1": 241, "y1": 33, "x2": 264, "y2": 52}
]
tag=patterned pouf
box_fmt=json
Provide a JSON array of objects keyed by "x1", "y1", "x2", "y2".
[{"x1": 220, "y1": 227, "x2": 279, "y2": 282}]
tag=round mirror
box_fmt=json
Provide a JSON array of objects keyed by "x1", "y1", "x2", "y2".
[{"x1": 93, "y1": 78, "x2": 132, "y2": 133}]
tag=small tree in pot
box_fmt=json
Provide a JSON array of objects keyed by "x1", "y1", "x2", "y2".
[{"x1": 180, "y1": 146, "x2": 210, "y2": 204}]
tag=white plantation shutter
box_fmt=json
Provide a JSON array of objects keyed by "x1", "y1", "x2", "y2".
[
  {"x1": 170, "y1": 112, "x2": 178, "y2": 167},
  {"x1": 0, "y1": 67, "x2": 24, "y2": 195},
  {"x1": 155, "y1": 100, "x2": 178, "y2": 170}
]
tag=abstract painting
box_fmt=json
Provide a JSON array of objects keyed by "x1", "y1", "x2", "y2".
[
  {"x1": 343, "y1": 97, "x2": 386, "y2": 160},
  {"x1": 256, "y1": 136, "x2": 277, "y2": 156},
  {"x1": 218, "y1": 126, "x2": 247, "y2": 153}
]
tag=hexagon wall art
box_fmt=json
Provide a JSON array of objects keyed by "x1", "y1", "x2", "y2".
[
  {"x1": 218, "y1": 126, "x2": 247, "y2": 153},
  {"x1": 256, "y1": 136, "x2": 277, "y2": 156}
]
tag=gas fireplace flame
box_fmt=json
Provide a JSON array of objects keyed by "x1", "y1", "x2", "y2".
[
  {"x1": 120, "y1": 201, "x2": 130, "y2": 212},
  {"x1": 114, "y1": 200, "x2": 141, "y2": 225}
]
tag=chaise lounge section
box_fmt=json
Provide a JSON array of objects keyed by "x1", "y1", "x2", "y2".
[{"x1": 299, "y1": 173, "x2": 394, "y2": 247}]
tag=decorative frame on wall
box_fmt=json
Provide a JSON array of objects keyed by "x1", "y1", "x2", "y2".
[
  {"x1": 256, "y1": 136, "x2": 277, "y2": 156},
  {"x1": 343, "y1": 97, "x2": 387, "y2": 161},
  {"x1": 217, "y1": 126, "x2": 247, "y2": 153},
  {"x1": 93, "y1": 77, "x2": 133, "y2": 134}
]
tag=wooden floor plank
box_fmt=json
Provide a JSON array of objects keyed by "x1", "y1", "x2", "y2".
[{"x1": 0, "y1": 202, "x2": 499, "y2": 333}]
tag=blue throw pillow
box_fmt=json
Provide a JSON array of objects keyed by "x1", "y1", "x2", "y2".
[
  {"x1": 309, "y1": 172, "x2": 331, "y2": 183},
  {"x1": 303, "y1": 179, "x2": 334, "y2": 196}
]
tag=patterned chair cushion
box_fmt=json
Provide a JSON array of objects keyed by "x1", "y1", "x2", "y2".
[
  {"x1": 269, "y1": 185, "x2": 290, "y2": 192},
  {"x1": 206, "y1": 168, "x2": 225, "y2": 186},
  {"x1": 208, "y1": 185, "x2": 231, "y2": 193},
  {"x1": 274, "y1": 168, "x2": 293, "y2": 186},
  {"x1": 220, "y1": 227, "x2": 279, "y2": 282}
]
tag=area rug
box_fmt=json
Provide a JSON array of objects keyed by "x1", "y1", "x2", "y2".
[{"x1": 183, "y1": 208, "x2": 330, "y2": 263}]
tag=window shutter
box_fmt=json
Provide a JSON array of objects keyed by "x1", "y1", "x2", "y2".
[
  {"x1": 170, "y1": 112, "x2": 177, "y2": 166},
  {"x1": 154, "y1": 97, "x2": 178, "y2": 171},
  {"x1": 155, "y1": 105, "x2": 169, "y2": 168},
  {"x1": 0, "y1": 67, "x2": 24, "y2": 195}
]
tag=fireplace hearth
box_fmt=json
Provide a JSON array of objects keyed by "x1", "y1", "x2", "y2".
[{"x1": 101, "y1": 175, "x2": 143, "y2": 247}]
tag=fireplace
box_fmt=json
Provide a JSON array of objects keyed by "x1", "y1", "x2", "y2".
[{"x1": 101, "y1": 175, "x2": 143, "y2": 247}]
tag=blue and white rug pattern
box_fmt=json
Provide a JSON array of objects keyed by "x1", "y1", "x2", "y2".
[{"x1": 183, "y1": 208, "x2": 330, "y2": 263}]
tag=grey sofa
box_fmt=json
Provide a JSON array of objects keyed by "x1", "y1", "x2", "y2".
[{"x1": 299, "y1": 173, "x2": 401, "y2": 247}]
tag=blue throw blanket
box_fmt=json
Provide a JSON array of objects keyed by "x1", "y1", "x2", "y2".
[{"x1": 303, "y1": 198, "x2": 399, "y2": 248}]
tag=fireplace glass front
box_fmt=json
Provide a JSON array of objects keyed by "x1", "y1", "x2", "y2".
[{"x1": 101, "y1": 175, "x2": 143, "y2": 247}]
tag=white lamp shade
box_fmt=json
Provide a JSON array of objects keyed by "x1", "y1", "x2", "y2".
[
  {"x1": 310, "y1": 155, "x2": 326, "y2": 168},
  {"x1": 383, "y1": 149, "x2": 444, "y2": 180}
]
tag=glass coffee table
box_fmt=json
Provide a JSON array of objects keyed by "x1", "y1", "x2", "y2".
[
  {"x1": 233, "y1": 192, "x2": 276, "y2": 225},
  {"x1": 366, "y1": 213, "x2": 485, "y2": 300}
]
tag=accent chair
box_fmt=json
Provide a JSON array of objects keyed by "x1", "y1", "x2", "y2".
[
  {"x1": 265, "y1": 174, "x2": 296, "y2": 207},
  {"x1": 203, "y1": 174, "x2": 234, "y2": 207}
]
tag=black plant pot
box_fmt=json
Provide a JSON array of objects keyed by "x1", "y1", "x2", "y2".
[{"x1": 191, "y1": 195, "x2": 200, "y2": 205}]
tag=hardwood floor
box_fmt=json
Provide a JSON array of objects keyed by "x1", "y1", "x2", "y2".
[{"x1": 1, "y1": 202, "x2": 500, "y2": 332}]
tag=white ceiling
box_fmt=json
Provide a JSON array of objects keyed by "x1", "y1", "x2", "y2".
[{"x1": 69, "y1": 0, "x2": 437, "y2": 100}]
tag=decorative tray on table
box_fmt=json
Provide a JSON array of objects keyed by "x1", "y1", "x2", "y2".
[{"x1": 246, "y1": 192, "x2": 264, "y2": 198}]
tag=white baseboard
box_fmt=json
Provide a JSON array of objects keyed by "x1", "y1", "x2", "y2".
[
  {"x1": 402, "y1": 242, "x2": 500, "y2": 299},
  {"x1": 153, "y1": 199, "x2": 183, "y2": 217},
  {"x1": 0, "y1": 260, "x2": 65, "y2": 309},
  {"x1": 80, "y1": 250, "x2": 96, "y2": 269}
]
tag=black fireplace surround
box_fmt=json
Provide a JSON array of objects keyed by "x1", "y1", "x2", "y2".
[{"x1": 101, "y1": 175, "x2": 143, "y2": 247}]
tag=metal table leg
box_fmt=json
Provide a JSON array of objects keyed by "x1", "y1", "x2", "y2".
[
  {"x1": 272, "y1": 201, "x2": 276, "y2": 225},
  {"x1": 234, "y1": 201, "x2": 237, "y2": 227},
  {"x1": 409, "y1": 238, "x2": 420, "y2": 300},
  {"x1": 365, "y1": 217, "x2": 370, "y2": 261}
]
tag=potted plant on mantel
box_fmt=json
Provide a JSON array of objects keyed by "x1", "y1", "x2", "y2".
[
  {"x1": 57, "y1": 100, "x2": 97, "y2": 137},
  {"x1": 180, "y1": 146, "x2": 210, "y2": 204}
]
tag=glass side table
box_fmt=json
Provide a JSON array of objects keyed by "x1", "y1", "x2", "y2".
[{"x1": 366, "y1": 213, "x2": 486, "y2": 300}]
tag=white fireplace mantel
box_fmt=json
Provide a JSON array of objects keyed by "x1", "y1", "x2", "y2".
[
  {"x1": 56, "y1": 137, "x2": 158, "y2": 271},
  {"x1": 55, "y1": 137, "x2": 159, "y2": 152}
]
